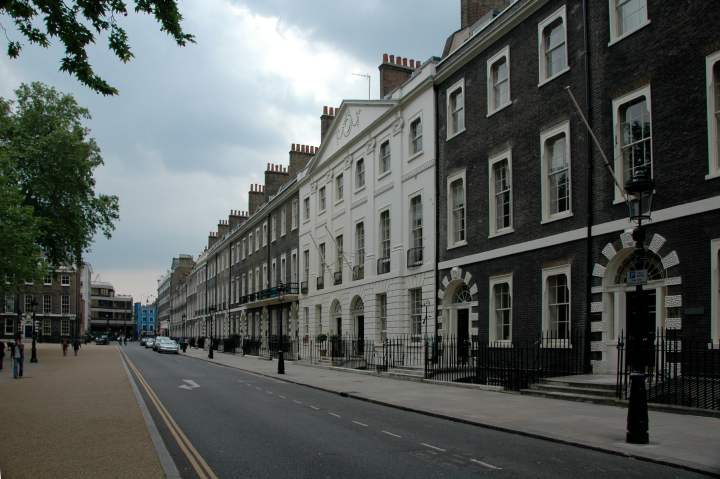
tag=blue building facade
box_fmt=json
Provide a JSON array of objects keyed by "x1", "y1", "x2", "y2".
[{"x1": 134, "y1": 302, "x2": 157, "y2": 338}]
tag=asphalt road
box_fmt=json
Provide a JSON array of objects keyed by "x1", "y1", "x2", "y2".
[{"x1": 123, "y1": 345, "x2": 705, "y2": 479}]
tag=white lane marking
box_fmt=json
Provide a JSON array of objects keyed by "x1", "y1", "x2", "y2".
[
  {"x1": 352, "y1": 420, "x2": 368, "y2": 427},
  {"x1": 328, "y1": 412, "x2": 341, "y2": 418},
  {"x1": 178, "y1": 379, "x2": 200, "y2": 390},
  {"x1": 245, "y1": 384, "x2": 251, "y2": 387},
  {"x1": 421, "y1": 443, "x2": 446, "y2": 452},
  {"x1": 265, "y1": 390, "x2": 273, "y2": 395},
  {"x1": 278, "y1": 395, "x2": 286, "y2": 399},
  {"x1": 255, "y1": 387, "x2": 262, "y2": 391},
  {"x1": 309, "y1": 405, "x2": 320, "y2": 410},
  {"x1": 382, "y1": 430, "x2": 402, "y2": 438},
  {"x1": 470, "y1": 459, "x2": 502, "y2": 470},
  {"x1": 293, "y1": 400, "x2": 303, "y2": 405}
]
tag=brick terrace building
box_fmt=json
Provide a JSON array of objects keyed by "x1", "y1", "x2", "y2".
[{"x1": 435, "y1": 0, "x2": 720, "y2": 374}]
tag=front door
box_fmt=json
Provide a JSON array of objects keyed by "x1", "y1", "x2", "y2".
[
  {"x1": 625, "y1": 289, "x2": 656, "y2": 371},
  {"x1": 24, "y1": 324, "x2": 32, "y2": 338},
  {"x1": 457, "y1": 309, "x2": 469, "y2": 364},
  {"x1": 356, "y1": 315, "x2": 364, "y2": 353}
]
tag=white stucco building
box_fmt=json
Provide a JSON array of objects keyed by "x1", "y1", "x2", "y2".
[{"x1": 298, "y1": 57, "x2": 438, "y2": 349}]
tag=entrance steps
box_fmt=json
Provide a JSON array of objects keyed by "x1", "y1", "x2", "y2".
[{"x1": 521, "y1": 376, "x2": 620, "y2": 406}]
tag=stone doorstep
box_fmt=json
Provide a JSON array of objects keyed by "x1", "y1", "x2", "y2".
[{"x1": 530, "y1": 383, "x2": 618, "y2": 398}]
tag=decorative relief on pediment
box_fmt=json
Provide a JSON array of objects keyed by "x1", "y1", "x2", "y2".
[{"x1": 336, "y1": 109, "x2": 361, "y2": 144}]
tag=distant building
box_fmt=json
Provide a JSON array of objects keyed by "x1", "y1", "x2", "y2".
[
  {"x1": 134, "y1": 302, "x2": 157, "y2": 338},
  {"x1": 157, "y1": 255, "x2": 195, "y2": 336},
  {"x1": 1, "y1": 266, "x2": 86, "y2": 342},
  {"x1": 89, "y1": 282, "x2": 133, "y2": 337}
]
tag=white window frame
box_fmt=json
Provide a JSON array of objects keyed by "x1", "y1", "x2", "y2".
[
  {"x1": 486, "y1": 45, "x2": 511, "y2": 116},
  {"x1": 61, "y1": 318, "x2": 70, "y2": 336},
  {"x1": 409, "y1": 288, "x2": 423, "y2": 338},
  {"x1": 377, "y1": 293, "x2": 387, "y2": 342},
  {"x1": 608, "y1": 0, "x2": 650, "y2": 46},
  {"x1": 446, "y1": 78, "x2": 466, "y2": 140},
  {"x1": 612, "y1": 85, "x2": 652, "y2": 203},
  {"x1": 355, "y1": 158, "x2": 366, "y2": 190},
  {"x1": 4, "y1": 318, "x2": 13, "y2": 335},
  {"x1": 409, "y1": 114, "x2": 423, "y2": 158},
  {"x1": 61, "y1": 295, "x2": 70, "y2": 314},
  {"x1": 711, "y1": 238, "x2": 720, "y2": 344},
  {"x1": 335, "y1": 173, "x2": 344, "y2": 203},
  {"x1": 541, "y1": 264, "x2": 572, "y2": 347},
  {"x1": 488, "y1": 148, "x2": 514, "y2": 237},
  {"x1": 271, "y1": 215, "x2": 277, "y2": 242},
  {"x1": 540, "y1": 121, "x2": 573, "y2": 223},
  {"x1": 707, "y1": 51, "x2": 720, "y2": 179},
  {"x1": 291, "y1": 249, "x2": 298, "y2": 283},
  {"x1": 447, "y1": 170, "x2": 467, "y2": 249},
  {"x1": 241, "y1": 238, "x2": 246, "y2": 259},
  {"x1": 488, "y1": 274, "x2": 513, "y2": 344},
  {"x1": 303, "y1": 249, "x2": 310, "y2": 284},
  {"x1": 262, "y1": 221, "x2": 268, "y2": 246},
  {"x1": 44, "y1": 273, "x2": 52, "y2": 285},
  {"x1": 537, "y1": 5, "x2": 569, "y2": 86},
  {"x1": 61, "y1": 274, "x2": 70, "y2": 286},
  {"x1": 43, "y1": 318, "x2": 51, "y2": 336},
  {"x1": 280, "y1": 207, "x2": 287, "y2": 236},
  {"x1": 318, "y1": 243, "x2": 326, "y2": 286},
  {"x1": 355, "y1": 221, "x2": 365, "y2": 279},
  {"x1": 255, "y1": 228, "x2": 260, "y2": 252},
  {"x1": 271, "y1": 258, "x2": 277, "y2": 287},
  {"x1": 291, "y1": 198, "x2": 299, "y2": 230},
  {"x1": 43, "y1": 294, "x2": 52, "y2": 314},
  {"x1": 262, "y1": 263, "x2": 268, "y2": 289},
  {"x1": 318, "y1": 186, "x2": 327, "y2": 213},
  {"x1": 335, "y1": 234, "x2": 344, "y2": 274},
  {"x1": 280, "y1": 254, "x2": 287, "y2": 285},
  {"x1": 379, "y1": 140, "x2": 391, "y2": 177},
  {"x1": 4, "y1": 293, "x2": 14, "y2": 313},
  {"x1": 303, "y1": 197, "x2": 310, "y2": 222},
  {"x1": 409, "y1": 194, "x2": 423, "y2": 254},
  {"x1": 378, "y1": 209, "x2": 391, "y2": 262}
]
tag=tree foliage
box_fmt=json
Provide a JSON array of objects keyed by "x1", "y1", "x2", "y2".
[
  {"x1": 0, "y1": 82, "x2": 119, "y2": 287},
  {"x1": 2, "y1": 1, "x2": 194, "y2": 95}
]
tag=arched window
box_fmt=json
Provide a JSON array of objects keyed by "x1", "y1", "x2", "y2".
[
  {"x1": 453, "y1": 284, "x2": 472, "y2": 304},
  {"x1": 614, "y1": 251, "x2": 665, "y2": 285}
]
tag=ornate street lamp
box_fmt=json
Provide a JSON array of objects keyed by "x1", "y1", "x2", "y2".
[
  {"x1": 30, "y1": 298, "x2": 39, "y2": 363},
  {"x1": 208, "y1": 306, "x2": 215, "y2": 359},
  {"x1": 624, "y1": 165, "x2": 654, "y2": 445}
]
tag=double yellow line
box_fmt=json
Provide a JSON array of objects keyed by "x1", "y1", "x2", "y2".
[{"x1": 121, "y1": 350, "x2": 219, "y2": 479}]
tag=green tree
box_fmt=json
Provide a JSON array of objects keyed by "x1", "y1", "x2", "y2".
[
  {"x1": 0, "y1": 82, "x2": 119, "y2": 287},
  {"x1": 2, "y1": 0, "x2": 194, "y2": 95}
]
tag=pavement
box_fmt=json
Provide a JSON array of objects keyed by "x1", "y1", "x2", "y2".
[
  {"x1": 0, "y1": 342, "x2": 164, "y2": 479},
  {"x1": 182, "y1": 346, "x2": 720, "y2": 475}
]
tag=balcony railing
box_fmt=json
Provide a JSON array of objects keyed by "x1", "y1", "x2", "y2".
[
  {"x1": 377, "y1": 257, "x2": 390, "y2": 275},
  {"x1": 352, "y1": 264, "x2": 364, "y2": 281},
  {"x1": 407, "y1": 247, "x2": 423, "y2": 267},
  {"x1": 238, "y1": 283, "x2": 299, "y2": 305},
  {"x1": 334, "y1": 271, "x2": 342, "y2": 285},
  {"x1": 317, "y1": 275, "x2": 324, "y2": 290},
  {"x1": 301, "y1": 281, "x2": 308, "y2": 294}
]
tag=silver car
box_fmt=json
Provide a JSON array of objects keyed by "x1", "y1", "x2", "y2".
[
  {"x1": 145, "y1": 338, "x2": 155, "y2": 348},
  {"x1": 157, "y1": 338, "x2": 179, "y2": 354}
]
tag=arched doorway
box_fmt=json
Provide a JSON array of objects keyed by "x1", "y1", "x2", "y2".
[
  {"x1": 351, "y1": 296, "x2": 365, "y2": 340},
  {"x1": 330, "y1": 300, "x2": 342, "y2": 337}
]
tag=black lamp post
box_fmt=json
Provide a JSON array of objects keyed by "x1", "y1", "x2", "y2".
[
  {"x1": 277, "y1": 308, "x2": 285, "y2": 375},
  {"x1": 208, "y1": 307, "x2": 215, "y2": 359},
  {"x1": 30, "y1": 298, "x2": 38, "y2": 363},
  {"x1": 624, "y1": 165, "x2": 654, "y2": 445}
]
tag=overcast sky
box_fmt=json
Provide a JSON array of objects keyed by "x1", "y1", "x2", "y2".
[{"x1": 0, "y1": 1, "x2": 458, "y2": 304}]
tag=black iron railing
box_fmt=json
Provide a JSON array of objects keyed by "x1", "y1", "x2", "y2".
[
  {"x1": 334, "y1": 271, "x2": 342, "y2": 285},
  {"x1": 407, "y1": 247, "x2": 423, "y2": 267},
  {"x1": 377, "y1": 257, "x2": 390, "y2": 275},
  {"x1": 424, "y1": 330, "x2": 586, "y2": 391},
  {"x1": 617, "y1": 330, "x2": 720, "y2": 410},
  {"x1": 317, "y1": 276, "x2": 324, "y2": 290},
  {"x1": 239, "y1": 284, "x2": 299, "y2": 305}
]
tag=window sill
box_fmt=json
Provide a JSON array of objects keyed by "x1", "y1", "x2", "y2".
[
  {"x1": 705, "y1": 171, "x2": 720, "y2": 180},
  {"x1": 334, "y1": 199, "x2": 344, "y2": 206},
  {"x1": 446, "y1": 127, "x2": 466, "y2": 142},
  {"x1": 447, "y1": 240, "x2": 468, "y2": 251},
  {"x1": 488, "y1": 227, "x2": 514, "y2": 239},
  {"x1": 354, "y1": 185, "x2": 367, "y2": 195},
  {"x1": 317, "y1": 209, "x2": 326, "y2": 216},
  {"x1": 377, "y1": 170, "x2": 392, "y2": 181},
  {"x1": 608, "y1": 20, "x2": 651, "y2": 47},
  {"x1": 408, "y1": 150, "x2": 423, "y2": 162},
  {"x1": 541, "y1": 210, "x2": 573, "y2": 225},
  {"x1": 538, "y1": 66, "x2": 570, "y2": 88},
  {"x1": 486, "y1": 100, "x2": 512, "y2": 118}
]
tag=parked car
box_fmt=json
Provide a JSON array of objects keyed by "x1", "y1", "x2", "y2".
[
  {"x1": 95, "y1": 335, "x2": 109, "y2": 345},
  {"x1": 140, "y1": 337, "x2": 147, "y2": 346},
  {"x1": 157, "y1": 338, "x2": 179, "y2": 354},
  {"x1": 145, "y1": 338, "x2": 155, "y2": 349},
  {"x1": 153, "y1": 336, "x2": 169, "y2": 351}
]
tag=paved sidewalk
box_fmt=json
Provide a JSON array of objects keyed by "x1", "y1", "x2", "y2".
[
  {"x1": 0, "y1": 343, "x2": 164, "y2": 479},
  {"x1": 184, "y1": 347, "x2": 720, "y2": 475}
]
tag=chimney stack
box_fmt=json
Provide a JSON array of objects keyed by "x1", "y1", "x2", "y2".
[
  {"x1": 265, "y1": 162, "x2": 290, "y2": 198},
  {"x1": 288, "y1": 143, "x2": 317, "y2": 178},
  {"x1": 320, "y1": 106, "x2": 338, "y2": 144},
  {"x1": 248, "y1": 184, "x2": 265, "y2": 216},
  {"x1": 228, "y1": 210, "x2": 248, "y2": 229},
  {"x1": 217, "y1": 219, "x2": 229, "y2": 238},
  {"x1": 208, "y1": 231, "x2": 218, "y2": 249},
  {"x1": 461, "y1": 0, "x2": 509, "y2": 29},
  {"x1": 379, "y1": 53, "x2": 420, "y2": 98}
]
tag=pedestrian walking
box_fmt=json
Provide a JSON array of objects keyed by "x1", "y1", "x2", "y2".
[
  {"x1": 0, "y1": 340, "x2": 5, "y2": 371},
  {"x1": 12, "y1": 338, "x2": 24, "y2": 379},
  {"x1": 62, "y1": 339, "x2": 68, "y2": 356},
  {"x1": 123, "y1": 336, "x2": 127, "y2": 346},
  {"x1": 73, "y1": 339, "x2": 80, "y2": 356}
]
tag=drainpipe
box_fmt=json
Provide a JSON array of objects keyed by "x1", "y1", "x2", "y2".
[
  {"x1": 582, "y1": 0, "x2": 594, "y2": 374},
  {"x1": 433, "y1": 80, "x2": 441, "y2": 355}
]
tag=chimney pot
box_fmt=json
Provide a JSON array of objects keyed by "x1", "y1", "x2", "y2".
[
  {"x1": 323, "y1": 106, "x2": 328, "y2": 115},
  {"x1": 389, "y1": 54, "x2": 395, "y2": 64},
  {"x1": 402, "y1": 57, "x2": 408, "y2": 67},
  {"x1": 383, "y1": 53, "x2": 389, "y2": 63}
]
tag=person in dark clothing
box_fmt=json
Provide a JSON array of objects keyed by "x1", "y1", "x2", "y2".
[
  {"x1": 72, "y1": 339, "x2": 80, "y2": 356},
  {"x1": 0, "y1": 341, "x2": 5, "y2": 370}
]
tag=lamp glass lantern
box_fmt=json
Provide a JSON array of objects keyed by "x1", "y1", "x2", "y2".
[{"x1": 624, "y1": 166, "x2": 654, "y2": 223}]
